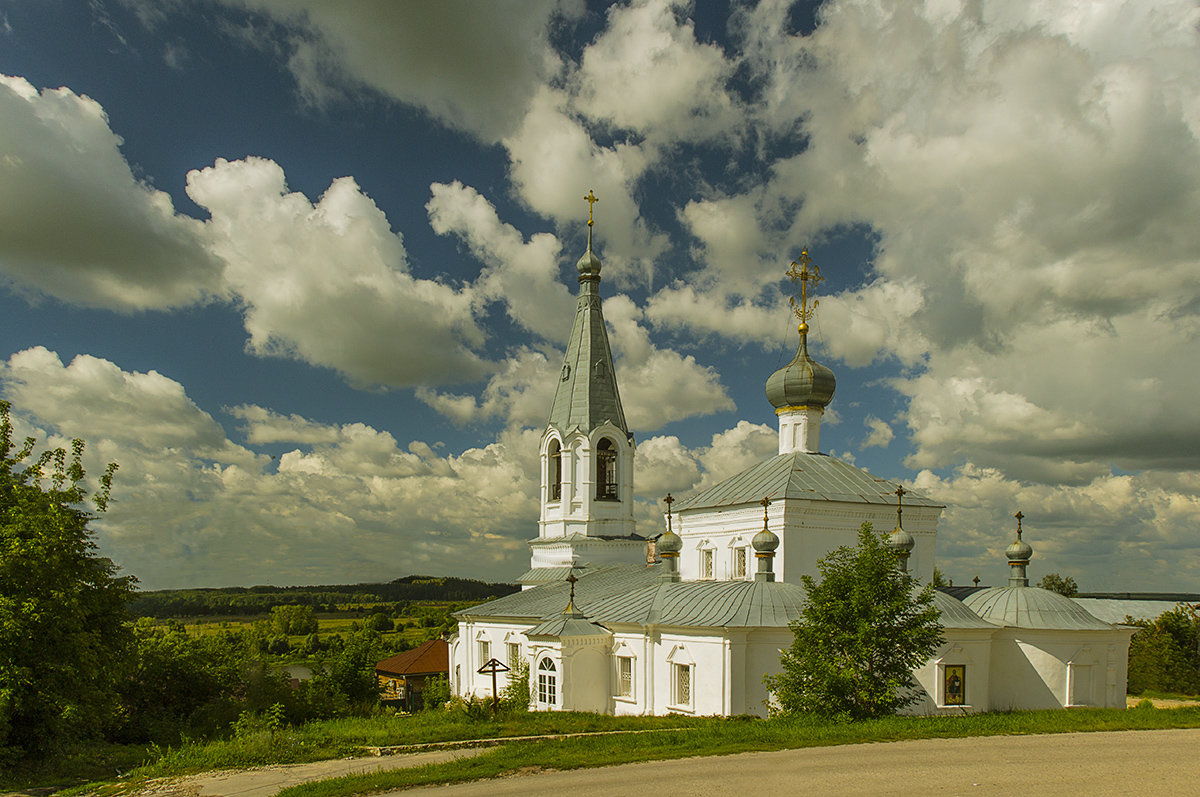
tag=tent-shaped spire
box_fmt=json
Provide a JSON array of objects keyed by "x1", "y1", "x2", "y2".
[{"x1": 547, "y1": 190, "x2": 628, "y2": 436}]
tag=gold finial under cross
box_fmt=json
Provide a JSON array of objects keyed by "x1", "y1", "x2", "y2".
[
  {"x1": 584, "y1": 190, "x2": 599, "y2": 226},
  {"x1": 785, "y1": 249, "x2": 823, "y2": 333},
  {"x1": 1014, "y1": 510, "x2": 1024, "y2": 539},
  {"x1": 894, "y1": 485, "x2": 906, "y2": 529}
]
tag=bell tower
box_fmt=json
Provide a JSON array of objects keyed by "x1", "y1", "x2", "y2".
[{"x1": 528, "y1": 191, "x2": 641, "y2": 573}]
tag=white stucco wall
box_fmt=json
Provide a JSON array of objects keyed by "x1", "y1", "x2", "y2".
[
  {"x1": 908, "y1": 631, "x2": 996, "y2": 714},
  {"x1": 678, "y1": 499, "x2": 939, "y2": 586},
  {"x1": 984, "y1": 628, "x2": 1134, "y2": 711}
]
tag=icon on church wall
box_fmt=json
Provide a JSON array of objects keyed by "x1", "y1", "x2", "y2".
[{"x1": 944, "y1": 664, "x2": 966, "y2": 705}]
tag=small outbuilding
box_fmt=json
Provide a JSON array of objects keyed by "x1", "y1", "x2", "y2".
[{"x1": 376, "y1": 638, "x2": 449, "y2": 712}]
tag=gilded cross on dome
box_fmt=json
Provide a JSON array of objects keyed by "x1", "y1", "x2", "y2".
[
  {"x1": 894, "y1": 484, "x2": 907, "y2": 529},
  {"x1": 584, "y1": 190, "x2": 599, "y2": 226},
  {"x1": 1014, "y1": 510, "x2": 1024, "y2": 539},
  {"x1": 786, "y1": 249, "x2": 823, "y2": 332}
]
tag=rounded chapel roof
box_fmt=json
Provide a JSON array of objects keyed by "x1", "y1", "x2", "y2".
[{"x1": 962, "y1": 585, "x2": 1112, "y2": 630}]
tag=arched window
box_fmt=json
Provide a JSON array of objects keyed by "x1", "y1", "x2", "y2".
[
  {"x1": 548, "y1": 440, "x2": 562, "y2": 501},
  {"x1": 537, "y1": 657, "x2": 557, "y2": 706},
  {"x1": 596, "y1": 438, "x2": 618, "y2": 500}
]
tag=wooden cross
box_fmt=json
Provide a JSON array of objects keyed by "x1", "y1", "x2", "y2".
[{"x1": 785, "y1": 249, "x2": 823, "y2": 327}]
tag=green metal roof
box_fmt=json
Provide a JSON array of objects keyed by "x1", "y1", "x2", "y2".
[
  {"x1": 676, "y1": 451, "x2": 944, "y2": 511},
  {"x1": 546, "y1": 264, "x2": 628, "y2": 436},
  {"x1": 527, "y1": 612, "x2": 609, "y2": 638},
  {"x1": 963, "y1": 586, "x2": 1114, "y2": 630},
  {"x1": 600, "y1": 580, "x2": 807, "y2": 627},
  {"x1": 457, "y1": 564, "x2": 659, "y2": 621},
  {"x1": 932, "y1": 590, "x2": 998, "y2": 629}
]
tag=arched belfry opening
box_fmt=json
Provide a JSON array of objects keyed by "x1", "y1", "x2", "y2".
[
  {"x1": 548, "y1": 439, "x2": 562, "y2": 501},
  {"x1": 596, "y1": 437, "x2": 618, "y2": 500}
]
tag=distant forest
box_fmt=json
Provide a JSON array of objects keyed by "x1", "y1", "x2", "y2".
[{"x1": 129, "y1": 574, "x2": 520, "y2": 617}]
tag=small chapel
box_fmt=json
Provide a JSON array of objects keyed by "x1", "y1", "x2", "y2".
[{"x1": 449, "y1": 196, "x2": 1134, "y2": 716}]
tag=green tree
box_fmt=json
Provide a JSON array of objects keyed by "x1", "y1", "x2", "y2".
[
  {"x1": 364, "y1": 612, "x2": 394, "y2": 632},
  {"x1": 1038, "y1": 573, "x2": 1078, "y2": 597},
  {"x1": 271, "y1": 604, "x2": 318, "y2": 635},
  {"x1": 1126, "y1": 606, "x2": 1200, "y2": 695},
  {"x1": 765, "y1": 522, "x2": 943, "y2": 720},
  {"x1": 118, "y1": 619, "x2": 248, "y2": 742},
  {"x1": 0, "y1": 401, "x2": 131, "y2": 760}
]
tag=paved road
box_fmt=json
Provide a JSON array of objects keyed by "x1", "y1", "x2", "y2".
[{"x1": 402, "y1": 728, "x2": 1200, "y2": 796}]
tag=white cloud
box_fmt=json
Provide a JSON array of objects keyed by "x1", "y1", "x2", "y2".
[
  {"x1": 187, "y1": 156, "x2": 491, "y2": 388},
  {"x1": 862, "y1": 415, "x2": 894, "y2": 449},
  {"x1": 502, "y1": 86, "x2": 669, "y2": 285},
  {"x1": 1, "y1": 348, "x2": 539, "y2": 589},
  {"x1": 426, "y1": 181, "x2": 572, "y2": 342},
  {"x1": 917, "y1": 463, "x2": 1200, "y2": 591},
  {"x1": 415, "y1": 348, "x2": 559, "y2": 431},
  {"x1": 0, "y1": 75, "x2": 221, "y2": 310},
  {"x1": 196, "y1": 0, "x2": 574, "y2": 142},
  {"x1": 603, "y1": 295, "x2": 735, "y2": 430},
  {"x1": 574, "y1": 0, "x2": 739, "y2": 143}
]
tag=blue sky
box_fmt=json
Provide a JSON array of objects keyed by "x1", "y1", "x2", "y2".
[{"x1": 2, "y1": 0, "x2": 1198, "y2": 591}]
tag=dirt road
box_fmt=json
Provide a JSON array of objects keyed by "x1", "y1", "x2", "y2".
[
  {"x1": 402, "y1": 727, "x2": 1200, "y2": 796},
  {"x1": 130, "y1": 748, "x2": 486, "y2": 797}
]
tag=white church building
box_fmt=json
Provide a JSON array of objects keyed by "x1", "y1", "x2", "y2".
[{"x1": 450, "y1": 209, "x2": 1133, "y2": 717}]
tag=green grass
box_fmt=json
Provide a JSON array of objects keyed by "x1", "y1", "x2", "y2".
[
  {"x1": 27, "y1": 705, "x2": 1200, "y2": 797},
  {"x1": 275, "y1": 707, "x2": 1200, "y2": 797}
]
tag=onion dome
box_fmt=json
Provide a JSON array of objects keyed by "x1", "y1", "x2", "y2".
[
  {"x1": 657, "y1": 527, "x2": 683, "y2": 555},
  {"x1": 766, "y1": 331, "x2": 836, "y2": 411},
  {"x1": 887, "y1": 526, "x2": 915, "y2": 555},
  {"x1": 577, "y1": 246, "x2": 602, "y2": 278},
  {"x1": 1007, "y1": 536, "x2": 1033, "y2": 563},
  {"x1": 752, "y1": 526, "x2": 780, "y2": 554}
]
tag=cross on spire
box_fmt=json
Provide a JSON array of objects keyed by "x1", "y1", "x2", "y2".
[
  {"x1": 760, "y1": 495, "x2": 772, "y2": 530},
  {"x1": 895, "y1": 484, "x2": 906, "y2": 529},
  {"x1": 566, "y1": 570, "x2": 578, "y2": 604},
  {"x1": 785, "y1": 249, "x2": 823, "y2": 331},
  {"x1": 663, "y1": 492, "x2": 674, "y2": 533},
  {"x1": 583, "y1": 189, "x2": 599, "y2": 250},
  {"x1": 1014, "y1": 510, "x2": 1024, "y2": 539}
]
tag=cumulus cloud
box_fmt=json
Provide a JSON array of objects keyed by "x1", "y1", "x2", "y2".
[
  {"x1": 426, "y1": 181, "x2": 573, "y2": 342},
  {"x1": 186, "y1": 0, "x2": 573, "y2": 142},
  {"x1": 573, "y1": 0, "x2": 739, "y2": 143},
  {"x1": 0, "y1": 75, "x2": 221, "y2": 310},
  {"x1": 916, "y1": 464, "x2": 1200, "y2": 591},
  {"x1": 187, "y1": 156, "x2": 490, "y2": 388},
  {"x1": 862, "y1": 415, "x2": 894, "y2": 449},
  {"x1": 1, "y1": 348, "x2": 538, "y2": 589}
]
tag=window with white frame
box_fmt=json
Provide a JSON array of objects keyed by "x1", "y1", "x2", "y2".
[
  {"x1": 508, "y1": 642, "x2": 521, "y2": 668},
  {"x1": 674, "y1": 663, "x2": 692, "y2": 706},
  {"x1": 732, "y1": 546, "x2": 748, "y2": 579},
  {"x1": 537, "y1": 657, "x2": 557, "y2": 706},
  {"x1": 701, "y1": 548, "x2": 714, "y2": 580},
  {"x1": 616, "y1": 655, "x2": 633, "y2": 697},
  {"x1": 667, "y1": 645, "x2": 694, "y2": 709},
  {"x1": 477, "y1": 638, "x2": 490, "y2": 665}
]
